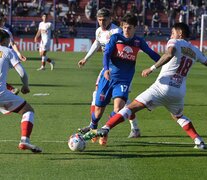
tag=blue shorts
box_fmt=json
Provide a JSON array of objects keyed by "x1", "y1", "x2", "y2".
[{"x1": 95, "y1": 75, "x2": 130, "y2": 107}]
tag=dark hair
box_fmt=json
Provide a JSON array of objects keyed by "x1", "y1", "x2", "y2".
[
  {"x1": 173, "y1": 22, "x2": 190, "y2": 38},
  {"x1": 42, "y1": 13, "x2": 47, "y2": 17},
  {"x1": 96, "y1": 8, "x2": 111, "y2": 17},
  {"x1": 0, "y1": 29, "x2": 10, "y2": 42},
  {"x1": 0, "y1": 12, "x2": 4, "y2": 22},
  {"x1": 121, "y1": 13, "x2": 137, "y2": 26}
]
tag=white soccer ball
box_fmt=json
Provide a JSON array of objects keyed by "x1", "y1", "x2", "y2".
[{"x1": 68, "y1": 133, "x2": 86, "y2": 152}]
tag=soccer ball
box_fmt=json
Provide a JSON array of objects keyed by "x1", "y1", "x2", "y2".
[{"x1": 68, "y1": 133, "x2": 86, "y2": 152}]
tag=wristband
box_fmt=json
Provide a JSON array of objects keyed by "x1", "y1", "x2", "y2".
[{"x1": 150, "y1": 65, "x2": 156, "y2": 71}]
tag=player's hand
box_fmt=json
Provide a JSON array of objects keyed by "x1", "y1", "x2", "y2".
[
  {"x1": 19, "y1": 55, "x2": 27, "y2": 62},
  {"x1": 21, "y1": 86, "x2": 30, "y2": 94},
  {"x1": 34, "y1": 37, "x2": 38, "y2": 43},
  {"x1": 78, "y1": 59, "x2": 87, "y2": 68},
  {"x1": 104, "y1": 70, "x2": 110, "y2": 81},
  {"x1": 141, "y1": 68, "x2": 153, "y2": 77}
]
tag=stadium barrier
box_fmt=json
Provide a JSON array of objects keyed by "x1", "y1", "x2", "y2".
[{"x1": 14, "y1": 38, "x2": 207, "y2": 53}]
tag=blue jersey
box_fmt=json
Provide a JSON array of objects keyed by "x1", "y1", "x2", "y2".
[{"x1": 103, "y1": 33, "x2": 160, "y2": 82}]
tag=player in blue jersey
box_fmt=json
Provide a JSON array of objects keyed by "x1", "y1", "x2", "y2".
[{"x1": 84, "y1": 13, "x2": 160, "y2": 145}]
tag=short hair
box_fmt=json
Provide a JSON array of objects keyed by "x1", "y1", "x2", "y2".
[
  {"x1": 0, "y1": 29, "x2": 10, "y2": 42},
  {"x1": 121, "y1": 13, "x2": 137, "y2": 26},
  {"x1": 96, "y1": 8, "x2": 111, "y2": 18},
  {"x1": 173, "y1": 22, "x2": 190, "y2": 38}
]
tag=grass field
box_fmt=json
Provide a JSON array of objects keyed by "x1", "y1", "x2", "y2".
[{"x1": 1, "y1": 51, "x2": 207, "y2": 180}]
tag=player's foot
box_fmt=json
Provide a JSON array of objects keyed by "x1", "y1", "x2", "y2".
[
  {"x1": 96, "y1": 128, "x2": 109, "y2": 146},
  {"x1": 82, "y1": 130, "x2": 97, "y2": 141},
  {"x1": 37, "y1": 67, "x2": 45, "y2": 71},
  {"x1": 50, "y1": 61, "x2": 55, "y2": 71},
  {"x1": 194, "y1": 142, "x2": 206, "y2": 150},
  {"x1": 78, "y1": 126, "x2": 90, "y2": 134},
  {"x1": 18, "y1": 141, "x2": 42, "y2": 153},
  {"x1": 91, "y1": 136, "x2": 98, "y2": 143},
  {"x1": 11, "y1": 88, "x2": 20, "y2": 95},
  {"x1": 99, "y1": 136, "x2": 108, "y2": 146},
  {"x1": 128, "y1": 128, "x2": 141, "y2": 138}
]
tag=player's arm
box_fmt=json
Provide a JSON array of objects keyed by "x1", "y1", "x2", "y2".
[
  {"x1": 78, "y1": 40, "x2": 101, "y2": 68},
  {"x1": 34, "y1": 29, "x2": 41, "y2": 43},
  {"x1": 14, "y1": 63, "x2": 30, "y2": 94},
  {"x1": 103, "y1": 35, "x2": 116, "y2": 80},
  {"x1": 10, "y1": 42, "x2": 27, "y2": 62},
  {"x1": 140, "y1": 38, "x2": 160, "y2": 62},
  {"x1": 142, "y1": 46, "x2": 176, "y2": 77}
]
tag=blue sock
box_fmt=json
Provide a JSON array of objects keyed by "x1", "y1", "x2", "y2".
[
  {"x1": 108, "y1": 111, "x2": 116, "y2": 121},
  {"x1": 90, "y1": 112, "x2": 100, "y2": 129}
]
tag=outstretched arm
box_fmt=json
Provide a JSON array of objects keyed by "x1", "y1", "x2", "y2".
[
  {"x1": 78, "y1": 40, "x2": 101, "y2": 68},
  {"x1": 142, "y1": 46, "x2": 176, "y2": 77},
  {"x1": 14, "y1": 63, "x2": 30, "y2": 94}
]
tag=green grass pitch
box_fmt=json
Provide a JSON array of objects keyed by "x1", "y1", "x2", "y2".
[{"x1": 0, "y1": 51, "x2": 207, "y2": 180}]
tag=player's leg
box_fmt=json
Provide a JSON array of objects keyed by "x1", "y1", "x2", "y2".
[
  {"x1": 17, "y1": 103, "x2": 42, "y2": 153},
  {"x1": 172, "y1": 113, "x2": 206, "y2": 149},
  {"x1": 37, "y1": 50, "x2": 46, "y2": 70},
  {"x1": 126, "y1": 99, "x2": 141, "y2": 138},
  {"x1": 0, "y1": 91, "x2": 42, "y2": 153},
  {"x1": 90, "y1": 69, "x2": 103, "y2": 114},
  {"x1": 44, "y1": 42, "x2": 55, "y2": 70}
]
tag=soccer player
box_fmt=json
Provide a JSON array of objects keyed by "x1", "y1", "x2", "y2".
[
  {"x1": 0, "y1": 13, "x2": 26, "y2": 95},
  {"x1": 81, "y1": 13, "x2": 160, "y2": 145},
  {"x1": 95, "y1": 22, "x2": 207, "y2": 149},
  {"x1": 78, "y1": 8, "x2": 140, "y2": 139},
  {"x1": 34, "y1": 13, "x2": 55, "y2": 71},
  {"x1": 0, "y1": 29, "x2": 42, "y2": 153}
]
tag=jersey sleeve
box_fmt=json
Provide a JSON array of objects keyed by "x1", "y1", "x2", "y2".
[
  {"x1": 9, "y1": 49, "x2": 20, "y2": 67},
  {"x1": 166, "y1": 39, "x2": 177, "y2": 49},
  {"x1": 103, "y1": 34, "x2": 117, "y2": 70},
  {"x1": 196, "y1": 51, "x2": 207, "y2": 64},
  {"x1": 140, "y1": 38, "x2": 160, "y2": 62}
]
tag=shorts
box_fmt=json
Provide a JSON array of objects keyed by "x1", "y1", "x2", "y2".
[
  {"x1": 135, "y1": 83, "x2": 184, "y2": 116},
  {"x1": 0, "y1": 90, "x2": 26, "y2": 114},
  {"x1": 95, "y1": 69, "x2": 104, "y2": 86},
  {"x1": 95, "y1": 74, "x2": 130, "y2": 107},
  {"x1": 39, "y1": 40, "x2": 50, "y2": 52}
]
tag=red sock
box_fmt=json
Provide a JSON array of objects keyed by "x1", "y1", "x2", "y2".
[
  {"x1": 90, "y1": 105, "x2": 95, "y2": 115},
  {"x1": 182, "y1": 122, "x2": 199, "y2": 139},
  {"x1": 21, "y1": 121, "x2": 33, "y2": 138},
  {"x1": 42, "y1": 61, "x2": 46, "y2": 67},
  {"x1": 106, "y1": 114, "x2": 125, "y2": 129}
]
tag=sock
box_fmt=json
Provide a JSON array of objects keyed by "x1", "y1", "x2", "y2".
[
  {"x1": 106, "y1": 107, "x2": 132, "y2": 129},
  {"x1": 90, "y1": 112, "x2": 100, "y2": 129},
  {"x1": 129, "y1": 113, "x2": 138, "y2": 130},
  {"x1": 108, "y1": 111, "x2": 116, "y2": 121},
  {"x1": 177, "y1": 116, "x2": 199, "y2": 139},
  {"x1": 90, "y1": 91, "x2": 97, "y2": 114},
  {"x1": 21, "y1": 111, "x2": 34, "y2": 139}
]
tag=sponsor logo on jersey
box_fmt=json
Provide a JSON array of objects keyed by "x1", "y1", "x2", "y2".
[{"x1": 114, "y1": 44, "x2": 139, "y2": 61}]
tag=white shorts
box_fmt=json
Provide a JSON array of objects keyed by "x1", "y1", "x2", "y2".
[
  {"x1": 0, "y1": 90, "x2": 25, "y2": 114},
  {"x1": 135, "y1": 83, "x2": 184, "y2": 116},
  {"x1": 95, "y1": 69, "x2": 104, "y2": 86},
  {"x1": 39, "y1": 40, "x2": 50, "y2": 52}
]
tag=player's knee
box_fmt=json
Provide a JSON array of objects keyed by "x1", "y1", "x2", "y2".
[
  {"x1": 171, "y1": 113, "x2": 182, "y2": 121},
  {"x1": 20, "y1": 103, "x2": 34, "y2": 115}
]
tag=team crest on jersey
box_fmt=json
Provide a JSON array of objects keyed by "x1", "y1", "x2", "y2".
[{"x1": 123, "y1": 46, "x2": 133, "y2": 53}]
